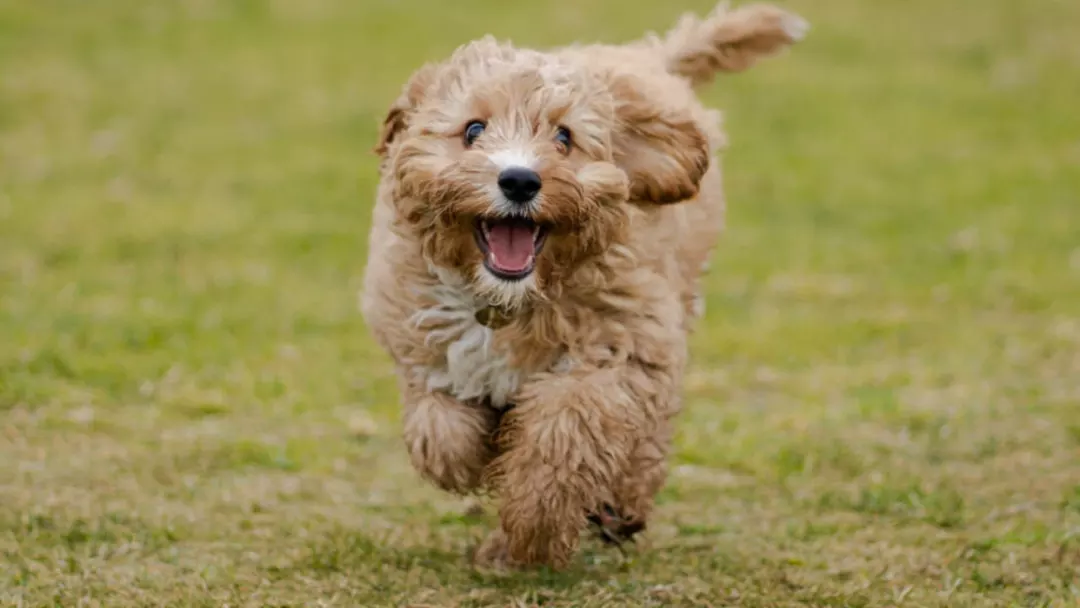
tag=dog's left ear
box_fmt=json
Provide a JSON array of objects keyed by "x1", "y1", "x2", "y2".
[
  {"x1": 607, "y1": 76, "x2": 711, "y2": 205},
  {"x1": 374, "y1": 63, "x2": 439, "y2": 157}
]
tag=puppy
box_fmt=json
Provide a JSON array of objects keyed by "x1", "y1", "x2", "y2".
[{"x1": 361, "y1": 2, "x2": 806, "y2": 569}]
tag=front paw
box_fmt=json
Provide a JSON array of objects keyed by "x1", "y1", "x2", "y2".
[
  {"x1": 402, "y1": 394, "x2": 495, "y2": 494},
  {"x1": 405, "y1": 434, "x2": 488, "y2": 494},
  {"x1": 501, "y1": 500, "x2": 584, "y2": 569}
]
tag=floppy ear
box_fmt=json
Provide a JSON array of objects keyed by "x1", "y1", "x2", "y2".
[
  {"x1": 374, "y1": 63, "x2": 439, "y2": 157},
  {"x1": 609, "y1": 76, "x2": 711, "y2": 204}
]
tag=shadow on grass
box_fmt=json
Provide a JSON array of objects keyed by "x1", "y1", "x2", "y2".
[{"x1": 300, "y1": 527, "x2": 593, "y2": 592}]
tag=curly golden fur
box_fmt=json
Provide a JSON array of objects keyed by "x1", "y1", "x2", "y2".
[{"x1": 361, "y1": 2, "x2": 807, "y2": 569}]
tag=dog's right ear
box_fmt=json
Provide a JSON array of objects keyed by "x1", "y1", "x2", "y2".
[{"x1": 374, "y1": 63, "x2": 439, "y2": 157}]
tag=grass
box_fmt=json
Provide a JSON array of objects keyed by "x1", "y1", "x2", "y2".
[{"x1": 1, "y1": 0, "x2": 1079, "y2": 605}]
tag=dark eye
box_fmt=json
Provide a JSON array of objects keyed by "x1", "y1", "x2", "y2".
[
  {"x1": 464, "y1": 121, "x2": 486, "y2": 146},
  {"x1": 554, "y1": 126, "x2": 572, "y2": 153}
]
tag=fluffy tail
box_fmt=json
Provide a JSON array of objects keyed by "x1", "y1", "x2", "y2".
[{"x1": 659, "y1": 2, "x2": 808, "y2": 87}]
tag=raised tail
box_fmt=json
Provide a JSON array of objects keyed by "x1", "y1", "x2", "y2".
[{"x1": 658, "y1": 2, "x2": 808, "y2": 87}]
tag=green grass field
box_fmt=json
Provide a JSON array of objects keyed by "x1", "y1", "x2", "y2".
[{"x1": 2, "y1": 0, "x2": 1079, "y2": 605}]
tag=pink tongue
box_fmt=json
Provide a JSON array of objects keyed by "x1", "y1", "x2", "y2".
[{"x1": 487, "y1": 223, "x2": 534, "y2": 272}]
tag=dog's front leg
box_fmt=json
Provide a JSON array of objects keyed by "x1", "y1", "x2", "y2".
[
  {"x1": 400, "y1": 382, "x2": 497, "y2": 495},
  {"x1": 487, "y1": 367, "x2": 645, "y2": 569}
]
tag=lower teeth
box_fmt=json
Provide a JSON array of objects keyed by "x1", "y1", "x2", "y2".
[{"x1": 488, "y1": 253, "x2": 534, "y2": 272}]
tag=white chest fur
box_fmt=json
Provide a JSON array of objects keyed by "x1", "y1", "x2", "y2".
[{"x1": 408, "y1": 271, "x2": 522, "y2": 409}]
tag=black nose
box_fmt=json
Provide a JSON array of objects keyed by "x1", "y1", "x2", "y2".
[{"x1": 498, "y1": 167, "x2": 542, "y2": 203}]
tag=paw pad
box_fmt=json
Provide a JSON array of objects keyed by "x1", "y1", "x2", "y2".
[{"x1": 586, "y1": 504, "x2": 646, "y2": 546}]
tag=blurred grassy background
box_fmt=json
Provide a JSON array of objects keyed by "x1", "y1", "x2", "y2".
[{"x1": 1, "y1": 0, "x2": 1079, "y2": 605}]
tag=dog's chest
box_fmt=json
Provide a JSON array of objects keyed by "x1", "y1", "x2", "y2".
[{"x1": 409, "y1": 282, "x2": 523, "y2": 409}]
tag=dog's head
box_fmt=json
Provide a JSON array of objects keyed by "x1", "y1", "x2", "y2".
[{"x1": 376, "y1": 37, "x2": 711, "y2": 308}]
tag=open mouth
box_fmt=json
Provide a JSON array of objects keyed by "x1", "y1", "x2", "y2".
[{"x1": 473, "y1": 217, "x2": 549, "y2": 281}]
